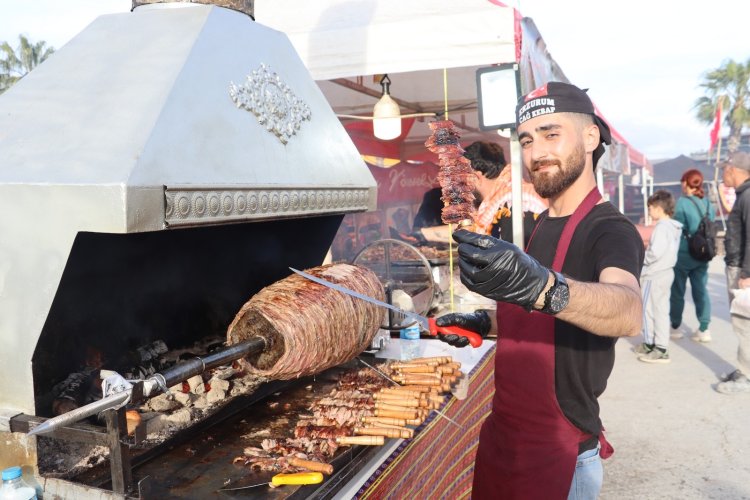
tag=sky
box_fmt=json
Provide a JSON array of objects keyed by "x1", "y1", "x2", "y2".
[
  {"x1": 1, "y1": 0, "x2": 748, "y2": 162},
  {"x1": 516, "y1": 0, "x2": 748, "y2": 161}
]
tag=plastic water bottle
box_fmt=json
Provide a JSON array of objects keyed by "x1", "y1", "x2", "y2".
[
  {"x1": 0, "y1": 467, "x2": 37, "y2": 500},
  {"x1": 399, "y1": 323, "x2": 421, "y2": 360}
]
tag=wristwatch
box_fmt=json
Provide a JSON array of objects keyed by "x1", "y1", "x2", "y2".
[{"x1": 540, "y1": 270, "x2": 569, "y2": 315}]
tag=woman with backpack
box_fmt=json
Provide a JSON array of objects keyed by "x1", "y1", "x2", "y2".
[{"x1": 670, "y1": 169, "x2": 716, "y2": 342}]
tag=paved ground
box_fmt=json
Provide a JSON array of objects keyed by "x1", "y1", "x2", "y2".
[{"x1": 600, "y1": 257, "x2": 750, "y2": 499}]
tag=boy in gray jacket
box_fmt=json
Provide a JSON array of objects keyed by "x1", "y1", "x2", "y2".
[{"x1": 637, "y1": 190, "x2": 683, "y2": 363}]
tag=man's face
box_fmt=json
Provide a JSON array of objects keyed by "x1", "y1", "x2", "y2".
[{"x1": 517, "y1": 113, "x2": 588, "y2": 199}]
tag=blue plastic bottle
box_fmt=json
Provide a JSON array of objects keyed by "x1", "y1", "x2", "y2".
[
  {"x1": 399, "y1": 323, "x2": 421, "y2": 360},
  {"x1": 0, "y1": 467, "x2": 37, "y2": 500}
]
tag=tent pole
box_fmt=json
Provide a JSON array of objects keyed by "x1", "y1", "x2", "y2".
[
  {"x1": 641, "y1": 168, "x2": 654, "y2": 224},
  {"x1": 510, "y1": 129, "x2": 524, "y2": 248}
]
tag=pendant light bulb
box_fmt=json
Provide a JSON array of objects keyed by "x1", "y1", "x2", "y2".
[{"x1": 373, "y1": 74, "x2": 401, "y2": 140}]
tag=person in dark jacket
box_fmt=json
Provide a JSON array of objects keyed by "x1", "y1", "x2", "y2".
[
  {"x1": 718, "y1": 151, "x2": 750, "y2": 394},
  {"x1": 412, "y1": 187, "x2": 443, "y2": 230},
  {"x1": 669, "y1": 169, "x2": 715, "y2": 342}
]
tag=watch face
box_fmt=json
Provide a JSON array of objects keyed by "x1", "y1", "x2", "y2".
[{"x1": 549, "y1": 285, "x2": 570, "y2": 313}]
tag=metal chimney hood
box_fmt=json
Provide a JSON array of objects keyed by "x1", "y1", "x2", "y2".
[
  {"x1": 0, "y1": 4, "x2": 375, "y2": 233},
  {"x1": 0, "y1": 3, "x2": 376, "y2": 416}
]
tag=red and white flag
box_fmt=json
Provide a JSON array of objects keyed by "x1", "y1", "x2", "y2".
[{"x1": 709, "y1": 101, "x2": 722, "y2": 151}]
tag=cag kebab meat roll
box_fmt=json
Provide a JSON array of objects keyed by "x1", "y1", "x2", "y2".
[{"x1": 227, "y1": 264, "x2": 385, "y2": 380}]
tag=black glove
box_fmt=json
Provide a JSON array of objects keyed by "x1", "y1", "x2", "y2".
[
  {"x1": 434, "y1": 309, "x2": 492, "y2": 348},
  {"x1": 453, "y1": 229, "x2": 550, "y2": 310}
]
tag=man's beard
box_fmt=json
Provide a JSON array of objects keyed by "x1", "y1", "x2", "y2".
[{"x1": 529, "y1": 142, "x2": 586, "y2": 199}]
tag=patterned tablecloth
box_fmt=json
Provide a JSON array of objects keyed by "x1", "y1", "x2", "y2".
[{"x1": 356, "y1": 345, "x2": 496, "y2": 499}]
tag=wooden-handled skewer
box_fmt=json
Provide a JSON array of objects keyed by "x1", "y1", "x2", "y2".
[
  {"x1": 407, "y1": 356, "x2": 452, "y2": 364},
  {"x1": 354, "y1": 426, "x2": 412, "y2": 439},
  {"x1": 394, "y1": 365, "x2": 438, "y2": 374},
  {"x1": 336, "y1": 435, "x2": 385, "y2": 446},
  {"x1": 376, "y1": 408, "x2": 419, "y2": 420},
  {"x1": 362, "y1": 416, "x2": 407, "y2": 427},
  {"x1": 380, "y1": 388, "x2": 425, "y2": 398},
  {"x1": 289, "y1": 457, "x2": 334, "y2": 475},
  {"x1": 375, "y1": 402, "x2": 418, "y2": 416},
  {"x1": 373, "y1": 395, "x2": 421, "y2": 408}
]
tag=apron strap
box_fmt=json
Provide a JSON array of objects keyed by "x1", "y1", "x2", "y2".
[
  {"x1": 525, "y1": 186, "x2": 602, "y2": 263},
  {"x1": 552, "y1": 187, "x2": 602, "y2": 271}
]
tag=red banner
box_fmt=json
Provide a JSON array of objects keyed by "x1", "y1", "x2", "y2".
[
  {"x1": 367, "y1": 162, "x2": 440, "y2": 207},
  {"x1": 710, "y1": 102, "x2": 722, "y2": 151}
]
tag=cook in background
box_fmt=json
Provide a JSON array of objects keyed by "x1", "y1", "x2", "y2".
[{"x1": 466, "y1": 140, "x2": 546, "y2": 242}]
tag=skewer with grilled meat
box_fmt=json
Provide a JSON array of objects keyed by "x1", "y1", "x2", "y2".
[{"x1": 425, "y1": 120, "x2": 476, "y2": 225}]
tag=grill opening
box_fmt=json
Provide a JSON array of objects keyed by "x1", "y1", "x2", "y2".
[{"x1": 32, "y1": 215, "x2": 343, "y2": 418}]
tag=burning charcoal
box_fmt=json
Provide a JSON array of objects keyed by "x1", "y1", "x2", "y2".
[
  {"x1": 208, "y1": 377, "x2": 230, "y2": 392},
  {"x1": 192, "y1": 395, "x2": 210, "y2": 410},
  {"x1": 211, "y1": 366, "x2": 237, "y2": 380},
  {"x1": 206, "y1": 388, "x2": 226, "y2": 405},
  {"x1": 173, "y1": 392, "x2": 193, "y2": 408},
  {"x1": 51, "y1": 370, "x2": 97, "y2": 415},
  {"x1": 187, "y1": 375, "x2": 205, "y2": 394},
  {"x1": 166, "y1": 408, "x2": 192, "y2": 426},
  {"x1": 144, "y1": 414, "x2": 170, "y2": 435},
  {"x1": 206, "y1": 377, "x2": 230, "y2": 404},
  {"x1": 124, "y1": 364, "x2": 159, "y2": 381},
  {"x1": 135, "y1": 340, "x2": 168, "y2": 364},
  {"x1": 146, "y1": 393, "x2": 180, "y2": 412}
]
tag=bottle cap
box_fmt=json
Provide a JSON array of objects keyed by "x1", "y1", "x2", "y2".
[{"x1": 2, "y1": 466, "x2": 22, "y2": 481}]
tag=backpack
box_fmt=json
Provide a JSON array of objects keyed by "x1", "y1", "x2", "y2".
[{"x1": 683, "y1": 197, "x2": 716, "y2": 261}]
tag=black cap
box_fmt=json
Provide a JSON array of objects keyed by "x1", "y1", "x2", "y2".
[{"x1": 516, "y1": 82, "x2": 612, "y2": 167}]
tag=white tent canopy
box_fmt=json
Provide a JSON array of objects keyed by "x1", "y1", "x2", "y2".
[
  {"x1": 255, "y1": 0, "x2": 526, "y2": 244},
  {"x1": 254, "y1": 0, "x2": 516, "y2": 81},
  {"x1": 255, "y1": 0, "x2": 518, "y2": 155}
]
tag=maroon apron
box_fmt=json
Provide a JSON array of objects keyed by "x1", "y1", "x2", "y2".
[{"x1": 472, "y1": 187, "x2": 607, "y2": 500}]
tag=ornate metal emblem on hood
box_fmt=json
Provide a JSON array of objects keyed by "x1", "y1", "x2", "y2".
[{"x1": 229, "y1": 63, "x2": 312, "y2": 144}]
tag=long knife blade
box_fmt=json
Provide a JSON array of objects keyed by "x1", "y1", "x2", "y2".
[
  {"x1": 356, "y1": 357, "x2": 400, "y2": 386},
  {"x1": 289, "y1": 268, "x2": 428, "y2": 330}
]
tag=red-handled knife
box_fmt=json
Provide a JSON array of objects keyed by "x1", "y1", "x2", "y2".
[{"x1": 289, "y1": 268, "x2": 482, "y2": 347}]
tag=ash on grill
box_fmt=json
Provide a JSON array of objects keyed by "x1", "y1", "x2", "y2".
[{"x1": 38, "y1": 336, "x2": 268, "y2": 478}]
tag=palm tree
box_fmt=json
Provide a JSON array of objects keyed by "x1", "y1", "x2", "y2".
[
  {"x1": 694, "y1": 58, "x2": 750, "y2": 153},
  {"x1": 0, "y1": 34, "x2": 55, "y2": 94}
]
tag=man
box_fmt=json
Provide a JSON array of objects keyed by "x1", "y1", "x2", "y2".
[
  {"x1": 436, "y1": 82, "x2": 644, "y2": 499},
  {"x1": 718, "y1": 151, "x2": 750, "y2": 394},
  {"x1": 465, "y1": 140, "x2": 508, "y2": 234},
  {"x1": 412, "y1": 141, "x2": 509, "y2": 234},
  {"x1": 466, "y1": 140, "x2": 546, "y2": 241}
]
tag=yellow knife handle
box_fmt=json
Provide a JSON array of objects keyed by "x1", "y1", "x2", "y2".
[{"x1": 271, "y1": 472, "x2": 324, "y2": 486}]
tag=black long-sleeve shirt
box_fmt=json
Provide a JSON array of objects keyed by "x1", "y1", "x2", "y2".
[{"x1": 724, "y1": 179, "x2": 750, "y2": 278}]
